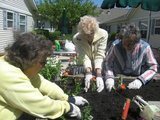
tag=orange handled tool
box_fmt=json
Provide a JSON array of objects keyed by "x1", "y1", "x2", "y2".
[{"x1": 121, "y1": 98, "x2": 131, "y2": 120}]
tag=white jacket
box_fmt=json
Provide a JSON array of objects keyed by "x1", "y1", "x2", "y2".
[{"x1": 73, "y1": 28, "x2": 108, "y2": 70}]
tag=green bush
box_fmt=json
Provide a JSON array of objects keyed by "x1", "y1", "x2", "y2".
[
  {"x1": 49, "y1": 31, "x2": 61, "y2": 42},
  {"x1": 61, "y1": 34, "x2": 74, "y2": 41},
  {"x1": 34, "y1": 29, "x2": 49, "y2": 39}
]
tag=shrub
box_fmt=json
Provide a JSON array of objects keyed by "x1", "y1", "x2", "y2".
[
  {"x1": 49, "y1": 31, "x2": 61, "y2": 42},
  {"x1": 61, "y1": 34, "x2": 74, "y2": 41},
  {"x1": 33, "y1": 29, "x2": 49, "y2": 39}
]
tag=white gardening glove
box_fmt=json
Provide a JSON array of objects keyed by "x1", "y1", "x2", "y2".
[
  {"x1": 105, "y1": 78, "x2": 114, "y2": 92},
  {"x1": 67, "y1": 103, "x2": 81, "y2": 119},
  {"x1": 96, "y1": 77, "x2": 104, "y2": 92},
  {"x1": 127, "y1": 79, "x2": 142, "y2": 89},
  {"x1": 140, "y1": 105, "x2": 160, "y2": 120},
  {"x1": 69, "y1": 96, "x2": 89, "y2": 106},
  {"x1": 84, "y1": 74, "x2": 93, "y2": 92}
]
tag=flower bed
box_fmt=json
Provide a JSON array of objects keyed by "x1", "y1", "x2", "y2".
[
  {"x1": 40, "y1": 58, "x2": 160, "y2": 120},
  {"x1": 56, "y1": 77, "x2": 160, "y2": 120}
]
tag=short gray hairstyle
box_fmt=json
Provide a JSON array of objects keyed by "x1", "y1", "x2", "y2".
[
  {"x1": 5, "y1": 32, "x2": 53, "y2": 70},
  {"x1": 120, "y1": 23, "x2": 141, "y2": 41}
]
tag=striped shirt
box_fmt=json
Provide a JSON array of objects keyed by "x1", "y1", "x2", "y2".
[{"x1": 104, "y1": 39, "x2": 158, "y2": 85}]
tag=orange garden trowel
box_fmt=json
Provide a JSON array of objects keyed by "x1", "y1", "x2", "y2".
[{"x1": 112, "y1": 85, "x2": 130, "y2": 120}]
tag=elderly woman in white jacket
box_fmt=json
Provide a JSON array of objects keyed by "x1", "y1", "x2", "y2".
[{"x1": 73, "y1": 15, "x2": 108, "y2": 92}]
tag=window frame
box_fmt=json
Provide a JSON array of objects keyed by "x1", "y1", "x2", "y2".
[
  {"x1": 3, "y1": 10, "x2": 27, "y2": 32},
  {"x1": 6, "y1": 11, "x2": 14, "y2": 29},
  {"x1": 139, "y1": 20, "x2": 148, "y2": 39},
  {"x1": 154, "y1": 19, "x2": 160, "y2": 35},
  {"x1": 19, "y1": 14, "x2": 27, "y2": 32}
]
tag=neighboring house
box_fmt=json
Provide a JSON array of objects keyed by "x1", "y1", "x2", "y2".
[
  {"x1": 97, "y1": 6, "x2": 160, "y2": 48},
  {"x1": 97, "y1": 8, "x2": 130, "y2": 33},
  {"x1": 0, "y1": 0, "x2": 37, "y2": 54}
]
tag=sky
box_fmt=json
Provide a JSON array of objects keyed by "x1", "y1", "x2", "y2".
[{"x1": 92, "y1": 0, "x2": 104, "y2": 7}]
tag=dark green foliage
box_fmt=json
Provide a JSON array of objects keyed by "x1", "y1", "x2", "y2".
[
  {"x1": 34, "y1": 29, "x2": 49, "y2": 39},
  {"x1": 49, "y1": 31, "x2": 61, "y2": 41},
  {"x1": 34, "y1": 0, "x2": 99, "y2": 33},
  {"x1": 82, "y1": 105, "x2": 93, "y2": 120},
  {"x1": 61, "y1": 34, "x2": 74, "y2": 41}
]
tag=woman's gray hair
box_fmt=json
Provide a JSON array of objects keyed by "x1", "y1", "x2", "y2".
[
  {"x1": 77, "y1": 15, "x2": 99, "y2": 34},
  {"x1": 120, "y1": 23, "x2": 141, "y2": 41},
  {"x1": 5, "y1": 32, "x2": 53, "y2": 71}
]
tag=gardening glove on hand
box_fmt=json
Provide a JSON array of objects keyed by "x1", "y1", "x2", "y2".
[
  {"x1": 105, "y1": 78, "x2": 114, "y2": 92},
  {"x1": 96, "y1": 77, "x2": 104, "y2": 92},
  {"x1": 84, "y1": 74, "x2": 93, "y2": 92},
  {"x1": 127, "y1": 79, "x2": 142, "y2": 89},
  {"x1": 67, "y1": 103, "x2": 81, "y2": 119},
  {"x1": 68, "y1": 96, "x2": 89, "y2": 106}
]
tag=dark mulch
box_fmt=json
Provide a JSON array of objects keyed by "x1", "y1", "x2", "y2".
[{"x1": 80, "y1": 80, "x2": 160, "y2": 120}]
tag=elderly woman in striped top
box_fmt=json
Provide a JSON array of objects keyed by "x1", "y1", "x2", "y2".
[{"x1": 104, "y1": 23, "x2": 158, "y2": 91}]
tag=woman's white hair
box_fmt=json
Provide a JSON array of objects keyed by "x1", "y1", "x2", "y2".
[{"x1": 78, "y1": 15, "x2": 99, "y2": 34}]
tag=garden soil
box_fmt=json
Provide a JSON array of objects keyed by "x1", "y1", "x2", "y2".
[
  {"x1": 19, "y1": 79, "x2": 160, "y2": 120},
  {"x1": 79, "y1": 79, "x2": 160, "y2": 120}
]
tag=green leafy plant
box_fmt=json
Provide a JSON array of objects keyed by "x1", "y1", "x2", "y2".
[
  {"x1": 55, "y1": 77, "x2": 93, "y2": 120},
  {"x1": 90, "y1": 80, "x2": 97, "y2": 92},
  {"x1": 73, "y1": 80, "x2": 83, "y2": 96},
  {"x1": 73, "y1": 55, "x2": 84, "y2": 65},
  {"x1": 40, "y1": 57, "x2": 93, "y2": 119},
  {"x1": 49, "y1": 31, "x2": 61, "y2": 42},
  {"x1": 40, "y1": 57, "x2": 62, "y2": 81},
  {"x1": 82, "y1": 105, "x2": 93, "y2": 120}
]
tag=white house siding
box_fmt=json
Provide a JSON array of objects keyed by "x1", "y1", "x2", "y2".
[
  {"x1": 128, "y1": 7, "x2": 160, "y2": 48},
  {"x1": 150, "y1": 35, "x2": 160, "y2": 48},
  {"x1": 110, "y1": 23, "x2": 118, "y2": 33},
  {"x1": 147, "y1": 11, "x2": 160, "y2": 48},
  {"x1": 0, "y1": 0, "x2": 35, "y2": 53},
  {"x1": 27, "y1": 15, "x2": 34, "y2": 32},
  {"x1": 0, "y1": 0, "x2": 29, "y2": 12},
  {"x1": 0, "y1": 9, "x2": 14, "y2": 53}
]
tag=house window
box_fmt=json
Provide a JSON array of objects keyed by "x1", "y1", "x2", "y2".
[
  {"x1": 7, "y1": 11, "x2": 14, "y2": 28},
  {"x1": 19, "y1": 15, "x2": 26, "y2": 32},
  {"x1": 154, "y1": 19, "x2": 160, "y2": 35},
  {"x1": 3, "y1": 10, "x2": 27, "y2": 31},
  {"x1": 139, "y1": 20, "x2": 148, "y2": 39}
]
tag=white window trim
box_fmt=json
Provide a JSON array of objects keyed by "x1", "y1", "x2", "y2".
[
  {"x1": 6, "y1": 10, "x2": 14, "y2": 29},
  {"x1": 19, "y1": 14, "x2": 27, "y2": 32},
  {"x1": 19, "y1": 14, "x2": 26, "y2": 25},
  {"x1": 154, "y1": 19, "x2": 160, "y2": 35},
  {"x1": 3, "y1": 9, "x2": 27, "y2": 32}
]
